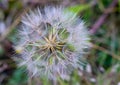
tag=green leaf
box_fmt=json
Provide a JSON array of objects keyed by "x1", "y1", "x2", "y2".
[
  {"x1": 0, "y1": 46, "x2": 4, "y2": 56},
  {"x1": 65, "y1": 4, "x2": 91, "y2": 14},
  {"x1": 7, "y1": 67, "x2": 28, "y2": 85}
]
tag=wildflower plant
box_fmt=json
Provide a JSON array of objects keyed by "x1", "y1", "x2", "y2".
[{"x1": 14, "y1": 6, "x2": 91, "y2": 80}]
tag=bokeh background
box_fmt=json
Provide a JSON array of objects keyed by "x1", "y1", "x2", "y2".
[{"x1": 0, "y1": 0, "x2": 120, "y2": 85}]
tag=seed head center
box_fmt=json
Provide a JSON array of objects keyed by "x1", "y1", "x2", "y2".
[{"x1": 43, "y1": 33, "x2": 64, "y2": 53}]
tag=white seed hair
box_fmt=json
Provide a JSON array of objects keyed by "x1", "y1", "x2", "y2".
[{"x1": 14, "y1": 6, "x2": 91, "y2": 80}]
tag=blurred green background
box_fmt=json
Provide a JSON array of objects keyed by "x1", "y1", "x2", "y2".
[{"x1": 0, "y1": 0, "x2": 120, "y2": 85}]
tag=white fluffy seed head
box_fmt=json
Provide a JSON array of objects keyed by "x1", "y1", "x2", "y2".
[{"x1": 14, "y1": 6, "x2": 91, "y2": 80}]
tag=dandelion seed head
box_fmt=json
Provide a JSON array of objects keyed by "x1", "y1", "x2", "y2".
[{"x1": 14, "y1": 6, "x2": 91, "y2": 80}]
